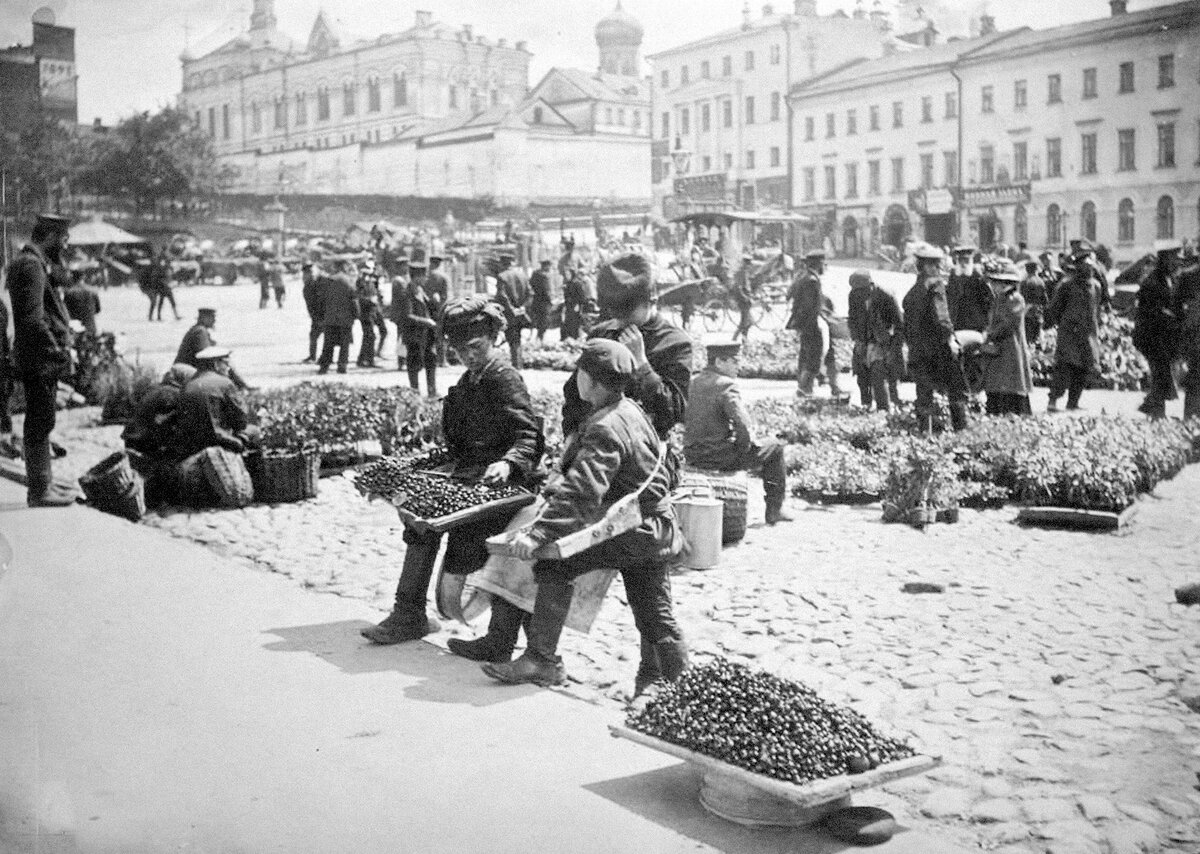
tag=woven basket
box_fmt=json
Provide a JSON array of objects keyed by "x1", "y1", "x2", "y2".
[
  {"x1": 79, "y1": 451, "x2": 137, "y2": 503},
  {"x1": 199, "y1": 447, "x2": 254, "y2": 508},
  {"x1": 680, "y1": 469, "x2": 749, "y2": 545},
  {"x1": 248, "y1": 448, "x2": 320, "y2": 504}
]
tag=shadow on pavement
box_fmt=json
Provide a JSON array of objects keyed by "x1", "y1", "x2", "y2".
[
  {"x1": 261, "y1": 620, "x2": 541, "y2": 708},
  {"x1": 585, "y1": 762, "x2": 910, "y2": 854}
]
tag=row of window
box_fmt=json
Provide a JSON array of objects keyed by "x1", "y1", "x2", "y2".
[
  {"x1": 691, "y1": 146, "x2": 784, "y2": 173},
  {"x1": 661, "y1": 91, "x2": 783, "y2": 138},
  {"x1": 801, "y1": 153, "x2": 957, "y2": 202},
  {"x1": 1045, "y1": 195, "x2": 1182, "y2": 245},
  {"x1": 806, "y1": 94, "x2": 958, "y2": 140},
  {"x1": 660, "y1": 43, "x2": 783, "y2": 89},
  {"x1": 982, "y1": 54, "x2": 1177, "y2": 116}
]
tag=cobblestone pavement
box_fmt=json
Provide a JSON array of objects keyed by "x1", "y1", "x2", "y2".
[
  {"x1": 36, "y1": 409, "x2": 1200, "y2": 854},
  {"x1": 20, "y1": 280, "x2": 1200, "y2": 852}
]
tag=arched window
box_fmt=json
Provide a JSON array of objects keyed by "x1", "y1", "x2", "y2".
[
  {"x1": 1080, "y1": 201, "x2": 1096, "y2": 242},
  {"x1": 1046, "y1": 203, "x2": 1061, "y2": 245},
  {"x1": 1014, "y1": 204, "x2": 1028, "y2": 245},
  {"x1": 1157, "y1": 195, "x2": 1174, "y2": 239},
  {"x1": 393, "y1": 72, "x2": 407, "y2": 108},
  {"x1": 1118, "y1": 198, "x2": 1135, "y2": 242}
]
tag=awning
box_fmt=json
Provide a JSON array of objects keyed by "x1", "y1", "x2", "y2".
[{"x1": 68, "y1": 219, "x2": 146, "y2": 246}]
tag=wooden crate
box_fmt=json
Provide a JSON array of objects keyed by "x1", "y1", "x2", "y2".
[{"x1": 1017, "y1": 503, "x2": 1138, "y2": 531}]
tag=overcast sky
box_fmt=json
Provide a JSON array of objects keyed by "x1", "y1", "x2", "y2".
[{"x1": 0, "y1": 0, "x2": 1177, "y2": 125}]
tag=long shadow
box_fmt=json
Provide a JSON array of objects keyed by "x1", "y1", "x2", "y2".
[
  {"x1": 585, "y1": 763, "x2": 918, "y2": 854},
  {"x1": 261, "y1": 619, "x2": 540, "y2": 708}
]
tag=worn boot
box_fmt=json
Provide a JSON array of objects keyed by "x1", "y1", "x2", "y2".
[
  {"x1": 949, "y1": 402, "x2": 969, "y2": 432},
  {"x1": 425, "y1": 364, "x2": 439, "y2": 398},
  {"x1": 765, "y1": 489, "x2": 794, "y2": 525},
  {"x1": 481, "y1": 576, "x2": 570, "y2": 687},
  {"x1": 360, "y1": 608, "x2": 439, "y2": 644},
  {"x1": 796, "y1": 370, "x2": 814, "y2": 397},
  {"x1": 654, "y1": 638, "x2": 689, "y2": 683},
  {"x1": 857, "y1": 378, "x2": 873, "y2": 410},
  {"x1": 24, "y1": 438, "x2": 72, "y2": 507},
  {"x1": 447, "y1": 598, "x2": 528, "y2": 663},
  {"x1": 633, "y1": 637, "x2": 663, "y2": 698},
  {"x1": 407, "y1": 364, "x2": 422, "y2": 392}
]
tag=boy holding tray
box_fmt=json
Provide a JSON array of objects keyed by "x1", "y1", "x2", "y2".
[{"x1": 482, "y1": 338, "x2": 687, "y2": 691}]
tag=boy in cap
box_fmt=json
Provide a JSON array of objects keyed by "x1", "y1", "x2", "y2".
[
  {"x1": 6, "y1": 213, "x2": 75, "y2": 506},
  {"x1": 363, "y1": 297, "x2": 544, "y2": 651},
  {"x1": 685, "y1": 342, "x2": 793, "y2": 525},
  {"x1": 483, "y1": 338, "x2": 686, "y2": 692}
]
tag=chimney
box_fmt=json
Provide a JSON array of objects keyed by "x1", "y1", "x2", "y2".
[
  {"x1": 794, "y1": 0, "x2": 817, "y2": 15},
  {"x1": 462, "y1": 24, "x2": 473, "y2": 40},
  {"x1": 978, "y1": 13, "x2": 996, "y2": 35},
  {"x1": 414, "y1": 10, "x2": 432, "y2": 28},
  {"x1": 1109, "y1": 0, "x2": 1127, "y2": 13},
  {"x1": 869, "y1": 0, "x2": 889, "y2": 31},
  {"x1": 762, "y1": 4, "x2": 774, "y2": 17},
  {"x1": 742, "y1": 2, "x2": 753, "y2": 28}
]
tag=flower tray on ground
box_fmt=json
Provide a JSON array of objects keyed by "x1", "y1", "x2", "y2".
[
  {"x1": 609, "y1": 725, "x2": 940, "y2": 828},
  {"x1": 1017, "y1": 503, "x2": 1138, "y2": 531},
  {"x1": 795, "y1": 490, "x2": 881, "y2": 507}
]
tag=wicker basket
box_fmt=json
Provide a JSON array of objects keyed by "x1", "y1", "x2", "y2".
[
  {"x1": 248, "y1": 448, "x2": 320, "y2": 504},
  {"x1": 680, "y1": 468, "x2": 749, "y2": 545}
]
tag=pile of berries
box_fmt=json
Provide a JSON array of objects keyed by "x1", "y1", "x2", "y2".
[
  {"x1": 627, "y1": 658, "x2": 915, "y2": 786},
  {"x1": 357, "y1": 457, "x2": 525, "y2": 519},
  {"x1": 355, "y1": 450, "x2": 451, "y2": 497}
]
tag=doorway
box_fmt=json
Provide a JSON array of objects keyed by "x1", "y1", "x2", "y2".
[{"x1": 883, "y1": 205, "x2": 909, "y2": 248}]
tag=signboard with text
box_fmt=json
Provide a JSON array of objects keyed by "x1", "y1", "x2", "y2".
[{"x1": 960, "y1": 183, "x2": 1031, "y2": 208}]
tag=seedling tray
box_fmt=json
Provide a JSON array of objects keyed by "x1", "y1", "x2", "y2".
[{"x1": 609, "y1": 725, "x2": 939, "y2": 827}]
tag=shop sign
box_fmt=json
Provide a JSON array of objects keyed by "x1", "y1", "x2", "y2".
[
  {"x1": 908, "y1": 188, "x2": 956, "y2": 216},
  {"x1": 960, "y1": 182, "x2": 1031, "y2": 208},
  {"x1": 674, "y1": 173, "x2": 726, "y2": 200}
]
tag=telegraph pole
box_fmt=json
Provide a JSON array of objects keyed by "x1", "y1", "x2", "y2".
[{"x1": 1, "y1": 167, "x2": 8, "y2": 277}]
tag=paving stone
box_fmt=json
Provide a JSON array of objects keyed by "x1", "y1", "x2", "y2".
[
  {"x1": 1077, "y1": 794, "x2": 1117, "y2": 821},
  {"x1": 918, "y1": 787, "x2": 974, "y2": 819},
  {"x1": 1117, "y1": 803, "x2": 1163, "y2": 825},
  {"x1": 1022, "y1": 797, "x2": 1081, "y2": 823},
  {"x1": 979, "y1": 822, "x2": 1030, "y2": 847},
  {"x1": 1153, "y1": 796, "x2": 1193, "y2": 819},
  {"x1": 1176, "y1": 679, "x2": 1200, "y2": 713},
  {"x1": 970, "y1": 798, "x2": 1021, "y2": 824},
  {"x1": 1104, "y1": 821, "x2": 1159, "y2": 854}
]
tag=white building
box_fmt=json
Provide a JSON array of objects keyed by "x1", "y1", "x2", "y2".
[
  {"x1": 178, "y1": 1, "x2": 652, "y2": 207},
  {"x1": 648, "y1": 0, "x2": 896, "y2": 217},
  {"x1": 788, "y1": 0, "x2": 1199, "y2": 261}
]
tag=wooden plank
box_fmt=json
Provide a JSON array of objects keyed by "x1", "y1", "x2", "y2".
[
  {"x1": 1017, "y1": 503, "x2": 1137, "y2": 531},
  {"x1": 609, "y1": 725, "x2": 939, "y2": 809}
]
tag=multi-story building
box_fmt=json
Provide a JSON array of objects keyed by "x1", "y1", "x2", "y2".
[
  {"x1": 956, "y1": 0, "x2": 1199, "y2": 262},
  {"x1": 179, "y1": 1, "x2": 651, "y2": 206},
  {"x1": 0, "y1": 8, "x2": 77, "y2": 134},
  {"x1": 787, "y1": 26, "x2": 1015, "y2": 254},
  {"x1": 789, "y1": 0, "x2": 1199, "y2": 261},
  {"x1": 648, "y1": 0, "x2": 894, "y2": 217}
]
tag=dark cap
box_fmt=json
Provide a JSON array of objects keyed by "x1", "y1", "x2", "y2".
[
  {"x1": 706, "y1": 342, "x2": 742, "y2": 361},
  {"x1": 408, "y1": 258, "x2": 428, "y2": 270},
  {"x1": 952, "y1": 244, "x2": 976, "y2": 255},
  {"x1": 577, "y1": 338, "x2": 636, "y2": 384},
  {"x1": 498, "y1": 252, "x2": 515, "y2": 262},
  {"x1": 36, "y1": 213, "x2": 72, "y2": 231},
  {"x1": 848, "y1": 269, "x2": 873, "y2": 289},
  {"x1": 197, "y1": 307, "x2": 217, "y2": 317},
  {"x1": 428, "y1": 254, "x2": 444, "y2": 263},
  {"x1": 804, "y1": 249, "x2": 826, "y2": 261},
  {"x1": 539, "y1": 259, "x2": 552, "y2": 267},
  {"x1": 596, "y1": 253, "x2": 653, "y2": 314},
  {"x1": 442, "y1": 296, "x2": 505, "y2": 343}
]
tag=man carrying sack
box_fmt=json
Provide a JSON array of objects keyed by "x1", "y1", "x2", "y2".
[{"x1": 482, "y1": 339, "x2": 686, "y2": 696}]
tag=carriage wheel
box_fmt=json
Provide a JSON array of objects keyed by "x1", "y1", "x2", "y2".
[{"x1": 700, "y1": 299, "x2": 729, "y2": 333}]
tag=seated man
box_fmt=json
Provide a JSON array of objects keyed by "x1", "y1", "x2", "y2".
[
  {"x1": 684, "y1": 342, "x2": 793, "y2": 525},
  {"x1": 122, "y1": 363, "x2": 196, "y2": 505},
  {"x1": 175, "y1": 308, "x2": 251, "y2": 391}
]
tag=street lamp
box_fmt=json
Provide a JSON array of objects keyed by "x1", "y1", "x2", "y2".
[{"x1": 264, "y1": 197, "x2": 287, "y2": 259}]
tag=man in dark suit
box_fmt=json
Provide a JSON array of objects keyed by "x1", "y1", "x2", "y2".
[
  {"x1": 317, "y1": 261, "x2": 359, "y2": 374},
  {"x1": 5, "y1": 213, "x2": 75, "y2": 506},
  {"x1": 175, "y1": 308, "x2": 250, "y2": 390}
]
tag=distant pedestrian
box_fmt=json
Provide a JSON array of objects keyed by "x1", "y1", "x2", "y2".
[
  {"x1": 318, "y1": 262, "x2": 359, "y2": 375},
  {"x1": 425, "y1": 255, "x2": 450, "y2": 365},
  {"x1": 787, "y1": 250, "x2": 834, "y2": 397},
  {"x1": 355, "y1": 261, "x2": 382, "y2": 368},
  {"x1": 529, "y1": 259, "x2": 553, "y2": 343},
  {"x1": 561, "y1": 267, "x2": 588, "y2": 340},
  {"x1": 495, "y1": 253, "x2": 530, "y2": 368},
  {"x1": 301, "y1": 260, "x2": 324, "y2": 363},
  {"x1": 980, "y1": 262, "x2": 1033, "y2": 416},
  {"x1": 397, "y1": 258, "x2": 438, "y2": 397},
  {"x1": 1044, "y1": 248, "x2": 1102, "y2": 413},
  {"x1": 1020, "y1": 260, "x2": 1048, "y2": 346},
  {"x1": 257, "y1": 259, "x2": 271, "y2": 310},
  {"x1": 903, "y1": 245, "x2": 969, "y2": 431},
  {"x1": 387, "y1": 258, "x2": 410, "y2": 371},
  {"x1": 1133, "y1": 240, "x2": 1183, "y2": 418},
  {"x1": 270, "y1": 259, "x2": 286, "y2": 308}
]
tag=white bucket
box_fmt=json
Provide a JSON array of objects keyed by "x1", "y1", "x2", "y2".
[{"x1": 674, "y1": 491, "x2": 724, "y2": 570}]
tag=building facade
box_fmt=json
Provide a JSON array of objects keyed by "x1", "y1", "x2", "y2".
[
  {"x1": 182, "y1": 1, "x2": 652, "y2": 206},
  {"x1": 788, "y1": 0, "x2": 1199, "y2": 261},
  {"x1": 648, "y1": 0, "x2": 894, "y2": 217},
  {"x1": 0, "y1": 10, "x2": 77, "y2": 134}
]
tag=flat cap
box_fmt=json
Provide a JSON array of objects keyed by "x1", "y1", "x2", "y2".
[
  {"x1": 498, "y1": 252, "x2": 515, "y2": 262},
  {"x1": 705, "y1": 341, "x2": 742, "y2": 361},
  {"x1": 596, "y1": 253, "x2": 653, "y2": 313},
  {"x1": 577, "y1": 338, "x2": 636, "y2": 381},
  {"x1": 442, "y1": 296, "x2": 505, "y2": 341},
  {"x1": 194, "y1": 345, "x2": 231, "y2": 361},
  {"x1": 951, "y1": 244, "x2": 976, "y2": 254},
  {"x1": 804, "y1": 249, "x2": 826, "y2": 260},
  {"x1": 407, "y1": 258, "x2": 428, "y2": 270},
  {"x1": 848, "y1": 269, "x2": 873, "y2": 289},
  {"x1": 197, "y1": 307, "x2": 217, "y2": 316},
  {"x1": 914, "y1": 244, "x2": 944, "y2": 261},
  {"x1": 1154, "y1": 238, "x2": 1183, "y2": 254},
  {"x1": 539, "y1": 259, "x2": 552, "y2": 267},
  {"x1": 428, "y1": 254, "x2": 444, "y2": 263}
]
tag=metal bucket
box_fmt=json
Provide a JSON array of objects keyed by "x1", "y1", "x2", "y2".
[{"x1": 674, "y1": 488, "x2": 724, "y2": 570}]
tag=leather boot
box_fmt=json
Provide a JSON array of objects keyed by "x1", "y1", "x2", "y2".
[
  {"x1": 765, "y1": 489, "x2": 793, "y2": 525},
  {"x1": 407, "y1": 365, "x2": 422, "y2": 391},
  {"x1": 425, "y1": 364, "x2": 438, "y2": 398},
  {"x1": 949, "y1": 402, "x2": 969, "y2": 432},
  {"x1": 857, "y1": 378, "x2": 873, "y2": 409},
  {"x1": 23, "y1": 437, "x2": 62, "y2": 507},
  {"x1": 360, "y1": 608, "x2": 439, "y2": 644},
  {"x1": 481, "y1": 576, "x2": 570, "y2": 686},
  {"x1": 655, "y1": 638, "x2": 689, "y2": 683},
  {"x1": 828, "y1": 371, "x2": 848, "y2": 402},
  {"x1": 633, "y1": 637, "x2": 662, "y2": 697},
  {"x1": 447, "y1": 598, "x2": 527, "y2": 663}
]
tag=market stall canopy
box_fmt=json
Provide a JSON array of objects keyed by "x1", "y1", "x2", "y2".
[
  {"x1": 670, "y1": 211, "x2": 812, "y2": 228},
  {"x1": 69, "y1": 219, "x2": 147, "y2": 246}
]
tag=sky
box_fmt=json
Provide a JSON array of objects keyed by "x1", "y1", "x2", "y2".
[{"x1": 0, "y1": 0, "x2": 1178, "y2": 125}]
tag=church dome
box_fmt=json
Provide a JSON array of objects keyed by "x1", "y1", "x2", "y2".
[{"x1": 595, "y1": 2, "x2": 643, "y2": 46}]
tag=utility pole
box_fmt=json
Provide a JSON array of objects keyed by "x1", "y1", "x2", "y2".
[{"x1": 1, "y1": 167, "x2": 8, "y2": 276}]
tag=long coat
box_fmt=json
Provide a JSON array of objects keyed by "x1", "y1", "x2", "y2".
[
  {"x1": 786, "y1": 270, "x2": 823, "y2": 372},
  {"x1": 395, "y1": 280, "x2": 437, "y2": 347},
  {"x1": 903, "y1": 273, "x2": 957, "y2": 387},
  {"x1": 7, "y1": 244, "x2": 72, "y2": 380},
  {"x1": 982, "y1": 287, "x2": 1033, "y2": 396},
  {"x1": 320, "y1": 273, "x2": 360, "y2": 328},
  {"x1": 1132, "y1": 266, "x2": 1179, "y2": 361},
  {"x1": 1045, "y1": 270, "x2": 1101, "y2": 373}
]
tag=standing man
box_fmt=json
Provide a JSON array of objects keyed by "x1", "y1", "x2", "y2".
[
  {"x1": 355, "y1": 260, "x2": 382, "y2": 368},
  {"x1": 62, "y1": 271, "x2": 102, "y2": 338},
  {"x1": 269, "y1": 259, "x2": 286, "y2": 308},
  {"x1": 387, "y1": 257, "x2": 411, "y2": 372},
  {"x1": 300, "y1": 260, "x2": 325, "y2": 363},
  {"x1": 174, "y1": 308, "x2": 251, "y2": 392},
  {"x1": 560, "y1": 267, "x2": 589, "y2": 341},
  {"x1": 903, "y1": 245, "x2": 969, "y2": 431},
  {"x1": 684, "y1": 342, "x2": 792, "y2": 525},
  {"x1": 1133, "y1": 239, "x2": 1182, "y2": 418},
  {"x1": 1044, "y1": 248, "x2": 1102, "y2": 413},
  {"x1": 6, "y1": 213, "x2": 75, "y2": 507},
  {"x1": 947, "y1": 245, "x2": 991, "y2": 333},
  {"x1": 495, "y1": 253, "x2": 530, "y2": 368},
  {"x1": 151, "y1": 252, "x2": 182, "y2": 321},
  {"x1": 1020, "y1": 259, "x2": 1048, "y2": 346},
  {"x1": 317, "y1": 261, "x2": 359, "y2": 374},
  {"x1": 529, "y1": 259, "x2": 553, "y2": 344},
  {"x1": 847, "y1": 269, "x2": 874, "y2": 408},
  {"x1": 786, "y1": 250, "x2": 826, "y2": 397},
  {"x1": 425, "y1": 254, "x2": 450, "y2": 366},
  {"x1": 397, "y1": 258, "x2": 439, "y2": 396},
  {"x1": 731, "y1": 254, "x2": 755, "y2": 343},
  {"x1": 865, "y1": 270, "x2": 905, "y2": 411},
  {"x1": 1176, "y1": 250, "x2": 1200, "y2": 420},
  {"x1": 0, "y1": 294, "x2": 14, "y2": 454}
]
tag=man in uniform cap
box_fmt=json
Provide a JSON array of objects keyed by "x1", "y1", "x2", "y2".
[
  {"x1": 301, "y1": 259, "x2": 325, "y2": 363},
  {"x1": 483, "y1": 337, "x2": 686, "y2": 694},
  {"x1": 364, "y1": 296, "x2": 543, "y2": 653},
  {"x1": 684, "y1": 341, "x2": 793, "y2": 525},
  {"x1": 317, "y1": 260, "x2": 360, "y2": 374},
  {"x1": 170, "y1": 346, "x2": 258, "y2": 462},
  {"x1": 903, "y1": 245, "x2": 970, "y2": 431},
  {"x1": 175, "y1": 308, "x2": 250, "y2": 390},
  {"x1": 6, "y1": 213, "x2": 75, "y2": 505},
  {"x1": 1132, "y1": 238, "x2": 1184, "y2": 417},
  {"x1": 731, "y1": 254, "x2": 755, "y2": 342}
]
